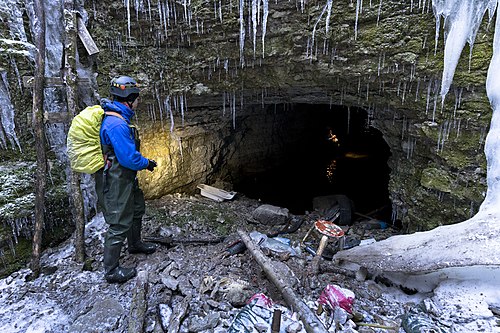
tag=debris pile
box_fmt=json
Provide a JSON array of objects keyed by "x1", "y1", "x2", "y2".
[{"x1": 1, "y1": 193, "x2": 497, "y2": 332}]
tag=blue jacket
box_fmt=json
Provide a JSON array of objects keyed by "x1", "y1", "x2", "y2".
[{"x1": 100, "y1": 99, "x2": 149, "y2": 171}]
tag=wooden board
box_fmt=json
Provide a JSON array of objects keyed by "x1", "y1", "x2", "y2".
[{"x1": 197, "y1": 184, "x2": 236, "y2": 202}]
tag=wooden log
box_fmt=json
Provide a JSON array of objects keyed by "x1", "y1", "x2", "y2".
[
  {"x1": 237, "y1": 229, "x2": 328, "y2": 333},
  {"x1": 128, "y1": 271, "x2": 149, "y2": 333}
]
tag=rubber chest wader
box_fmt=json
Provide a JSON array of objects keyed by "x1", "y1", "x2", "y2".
[
  {"x1": 95, "y1": 124, "x2": 146, "y2": 248},
  {"x1": 95, "y1": 122, "x2": 147, "y2": 282}
]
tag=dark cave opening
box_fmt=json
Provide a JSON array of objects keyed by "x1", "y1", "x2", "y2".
[{"x1": 234, "y1": 104, "x2": 392, "y2": 221}]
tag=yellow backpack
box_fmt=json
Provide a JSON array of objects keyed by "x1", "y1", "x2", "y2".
[{"x1": 66, "y1": 105, "x2": 105, "y2": 174}]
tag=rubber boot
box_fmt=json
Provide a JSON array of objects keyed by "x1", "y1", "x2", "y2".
[
  {"x1": 103, "y1": 243, "x2": 137, "y2": 283},
  {"x1": 127, "y1": 219, "x2": 156, "y2": 255}
]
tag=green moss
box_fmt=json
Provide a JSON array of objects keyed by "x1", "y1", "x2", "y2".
[
  {"x1": 0, "y1": 234, "x2": 32, "y2": 278},
  {"x1": 147, "y1": 200, "x2": 239, "y2": 236},
  {"x1": 420, "y1": 167, "x2": 452, "y2": 192}
]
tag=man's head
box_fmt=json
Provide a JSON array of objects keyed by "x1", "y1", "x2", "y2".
[{"x1": 110, "y1": 76, "x2": 140, "y2": 108}]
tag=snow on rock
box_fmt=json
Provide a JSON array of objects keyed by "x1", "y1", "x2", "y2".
[{"x1": 333, "y1": 214, "x2": 500, "y2": 274}]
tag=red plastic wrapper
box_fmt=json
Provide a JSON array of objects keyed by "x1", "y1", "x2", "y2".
[
  {"x1": 247, "y1": 293, "x2": 274, "y2": 308},
  {"x1": 318, "y1": 284, "x2": 355, "y2": 314}
]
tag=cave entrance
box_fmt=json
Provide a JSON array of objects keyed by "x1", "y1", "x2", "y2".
[{"x1": 233, "y1": 104, "x2": 392, "y2": 220}]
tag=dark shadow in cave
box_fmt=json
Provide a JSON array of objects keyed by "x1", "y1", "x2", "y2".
[{"x1": 233, "y1": 104, "x2": 392, "y2": 221}]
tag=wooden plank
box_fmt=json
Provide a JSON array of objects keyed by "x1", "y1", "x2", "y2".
[
  {"x1": 197, "y1": 184, "x2": 236, "y2": 201},
  {"x1": 77, "y1": 16, "x2": 99, "y2": 55}
]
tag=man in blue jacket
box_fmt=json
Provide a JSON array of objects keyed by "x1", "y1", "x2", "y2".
[{"x1": 95, "y1": 75, "x2": 157, "y2": 283}]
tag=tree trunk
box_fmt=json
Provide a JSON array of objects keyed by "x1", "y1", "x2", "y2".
[
  {"x1": 64, "y1": 0, "x2": 86, "y2": 263},
  {"x1": 30, "y1": 0, "x2": 47, "y2": 278}
]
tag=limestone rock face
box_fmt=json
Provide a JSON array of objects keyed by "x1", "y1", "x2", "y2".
[{"x1": 0, "y1": 0, "x2": 493, "y2": 232}]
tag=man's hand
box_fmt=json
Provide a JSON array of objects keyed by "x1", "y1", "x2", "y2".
[{"x1": 146, "y1": 159, "x2": 157, "y2": 172}]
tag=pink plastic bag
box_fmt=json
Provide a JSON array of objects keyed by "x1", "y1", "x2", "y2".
[
  {"x1": 247, "y1": 293, "x2": 274, "y2": 308},
  {"x1": 318, "y1": 284, "x2": 355, "y2": 314}
]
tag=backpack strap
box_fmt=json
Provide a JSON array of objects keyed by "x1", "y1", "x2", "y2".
[
  {"x1": 104, "y1": 111, "x2": 126, "y2": 121},
  {"x1": 102, "y1": 111, "x2": 127, "y2": 169}
]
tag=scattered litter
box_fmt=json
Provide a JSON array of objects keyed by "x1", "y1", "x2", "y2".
[
  {"x1": 197, "y1": 184, "x2": 236, "y2": 202},
  {"x1": 226, "y1": 240, "x2": 247, "y2": 255},
  {"x1": 359, "y1": 238, "x2": 376, "y2": 246},
  {"x1": 228, "y1": 293, "x2": 306, "y2": 333},
  {"x1": 316, "y1": 285, "x2": 356, "y2": 331},
  {"x1": 361, "y1": 219, "x2": 388, "y2": 230},
  {"x1": 400, "y1": 301, "x2": 449, "y2": 333},
  {"x1": 318, "y1": 284, "x2": 355, "y2": 315},
  {"x1": 249, "y1": 231, "x2": 298, "y2": 257}
]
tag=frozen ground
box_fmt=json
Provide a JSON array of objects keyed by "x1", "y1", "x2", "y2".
[{"x1": 0, "y1": 194, "x2": 499, "y2": 332}]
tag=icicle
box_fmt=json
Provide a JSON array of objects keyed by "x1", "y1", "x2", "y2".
[
  {"x1": 180, "y1": 94, "x2": 185, "y2": 126},
  {"x1": 325, "y1": 0, "x2": 333, "y2": 34},
  {"x1": 377, "y1": 0, "x2": 382, "y2": 26},
  {"x1": 126, "y1": 0, "x2": 131, "y2": 39},
  {"x1": 166, "y1": 0, "x2": 171, "y2": 27},
  {"x1": 164, "y1": 96, "x2": 174, "y2": 132},
  {"x1": 223, "y1": 92, "x2": 226, "y2": 116},
  {"x1": 310, "y1": 0, "x2": 333, "y2": 61},
  {"x1": 251, "y1": 0, "x2": 257, "y2": 57},
  {"x1": 355, "y1": 0, "x2": 362, "y2": 40},
  {"x1": 347, "y1": 106, "x2": 351, "y2": 134},
  {"x1": 402, "y1": 81, "x2": 407, "y2": 104},
  {"x1": 433, "y1": 0, "x2": 490, "y2": 103},
  {"x1": 147, "y1": 0, "x2": 152, "y2": 21},
  {"x1": 183, "y1": 0, "x2": 188, "y2": 22},
  {"x1": 0, "y1": 71, "x2": 21, "y2": 150},
  {"x1": 232, "y1": 91, "x2": 236, "y2": 129},
  {"x1": 239, "y1": 0, "x2": 245, "y2": 66},
  {"x1": 415, "y1": 77, "x2": 421, "y2": 101},
  {"x1": 219, "y1": 0, "x2": 223, "y2": 23},
  {"x1": 262, "y1": 0, "x2": 269, "y2": 58},
  {"x1": 155, "y1": 85, "x2": 164, "y2": 127},
  {"x1": 377, "y1": 52, "x2": 382, "y2": 76},
  {"x1": 425, "y1": 79, "x2": 432, "y2": 115}
]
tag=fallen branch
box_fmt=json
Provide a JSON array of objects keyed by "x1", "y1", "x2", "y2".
[
  {"x1": 237, "y1": 229, "x2": 328, "y2": 333},
  {"x1": 128, "y1": 271, "x2": 149, "y2": 333},
  {"x1": 143, "y1": 236, "x2": 225, "y2": 247}
]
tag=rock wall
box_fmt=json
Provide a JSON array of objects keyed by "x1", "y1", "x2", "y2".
[
  {"x1": 84, "y1": 0, "x2": 490, "y2": 231},
  {"x1": 0, "y1": 0, "x2": 493, "y2": 239}
]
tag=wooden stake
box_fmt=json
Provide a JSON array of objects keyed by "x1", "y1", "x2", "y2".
[
  {"x1": 310, "y1": 235, "x2": 329, "y2": 274},
  {"x1": 63, "y1": 0, "x2": 86, "y2": 264},
  {"x1": 237, "y1": 229, "x2": 328, "y2": 333},
  {"x1": 30, "y1": 0, "x2": 47, "y2": 279}
]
